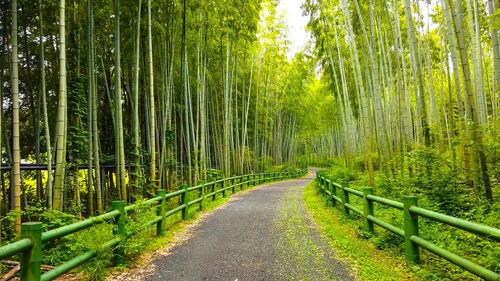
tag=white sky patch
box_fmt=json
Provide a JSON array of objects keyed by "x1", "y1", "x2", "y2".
[
  {"x1": 273, "y1": 0, "x2": 437, "y2": 60},
  {"x1": 276, "y1": 0, "x2": 310, "y2": 60},
  {"x1": 419, "y1": 1, "x2": 439, "y2": 33}
]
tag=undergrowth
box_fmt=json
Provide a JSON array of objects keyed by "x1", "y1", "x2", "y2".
[
  {"x1": 303, "y1": 181, "x2": 422, "y2": 280},
  {"x1": 323, "y1": 151, "x2": 500, "y2": 278},
  {"x1": 305, "y1": 177, "x2": 496, "y2": 280}
]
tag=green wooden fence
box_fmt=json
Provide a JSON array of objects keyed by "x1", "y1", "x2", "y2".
[
  {"x1": 316, "y1": 171, "x2": 500, "y2": 281},
  {"x1": 0, "y1": 169, "x2": 307, "y2": 281}
]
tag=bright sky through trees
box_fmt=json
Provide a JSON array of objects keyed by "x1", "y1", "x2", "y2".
[
  {"x1": 275, "y1": 0, "x2": 437, "y2": 60},
  {"x1": 277, "y1": 0, "x2": 310, "y2": 59}
]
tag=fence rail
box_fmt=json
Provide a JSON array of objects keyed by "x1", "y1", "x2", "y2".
[
  {"x1": 316, "y1": 171, "x2": 500, "y2": 281},
  {"x1": 0, "y1": 169, "x2": 307, "y2": 281}
]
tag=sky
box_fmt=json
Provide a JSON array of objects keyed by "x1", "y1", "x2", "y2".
[
  {"x1": 273, "y1": 0, "x2": 437, "y2": 60},
  {"x1": 276, "y1": 0, "x2": 310, "y2": 60}
]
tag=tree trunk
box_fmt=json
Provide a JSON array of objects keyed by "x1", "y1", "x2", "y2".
[
  {"x1": 147, "y1": 0, "x2": 157, "y2": 190},
  {"x1": 448, "y1": 0, "x2": 492, "y2": 200},
  {"x1": 11, "y1": 0, "x2": 22, "y2": 232},
  {"x1": 114, "y1": 0, "x2": 127, "y2": 203}
]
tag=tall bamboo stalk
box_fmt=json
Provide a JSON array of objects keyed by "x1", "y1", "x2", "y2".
[
  {"x1": 11, "y1": 0, "x2": 21, "y2": 232},
  {"x1": 87, "y1": 0, "x2": 95, "y2": 216},
  {"x1": 90, "y1": 3, "x2": 102, "y2": 212},
  {"x1": 114, "y1": 0, "x2": 127, "y2": 202},
  {"x1": 403, "y1": 0, "x2": 431, "y2": 146},
  {"x1": 53, "y1": 0, "x2": 68, "y2": 212},
  {"x1": 133, "y1": 0, "x2": 143, "y2": 192},
  {"x1": 38, "y1": 0, "x2": 53, "y2": 211},
  {"x1": 448, "y1": 0, "x2": 492, "y2": 200},
  {"x1": 147, "y1": 0, "x2": 157, "y2": 190}
]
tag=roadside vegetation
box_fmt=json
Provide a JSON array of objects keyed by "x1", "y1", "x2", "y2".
[
  {"x1": 304, "y1": 181, "x2": 423, "y2": 280},
  {"x1": 306, "y1": 157, "x2": 499, "y2": 280},
  {"x1": 0, "y1": 0, "x2": 499, "y2": 278},
  {"x1": 6, "y1": 176, "x2": 263, "y2": 280}
]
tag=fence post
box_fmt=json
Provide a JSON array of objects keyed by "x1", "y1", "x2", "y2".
[
  {"x1": 231, "y1": 176, "x2": 236, "y2": 194},
  {"x1": 253, "y1": 174, "x2": 256, "y2": 186},
  {"x1": 320, "y1": 175, "x2": 325, "y2": 195},
  {"x1": 211, "y1": 177, "x2": 216, "y2": 201},
  {"x1": 321, "y1": 175, "x2": 327, "y2": 195},
  {"x1": 182, "y1": 184, "x2": 189, "y2": 220},
  {"x1": 112, "y1": 201, "x2": 126, "y2": 265},
  {"x1": 329, "y1": 179, "x2": 336, "y2": 207},
  {"x1": 331, "y1": 179, "x2": 337, "y2": 207},
  {"x1": 404, "y1": 196, "x2": 419, "y2": 264},
  {"x1": 315, "y1": 173, "x2": 319, "y2": 191},
  {"x1": 156, "y1": 189, "x2": 167, "y2": 236},
  {"x1": 222, "y1": 179, "x2": 227, "y2": 198},
  {"x1": 20, "y1": 222, "x2": 42, "y2": 281},
  {"x1": 341, "y1": 181, "x2": 350, "y2": 215},
  {"x1": 199, "y1": 181, "x2": 205, "y2": 210},
  {"x1": 363, "y1": 187, "x2": 374, "y2": 234}
]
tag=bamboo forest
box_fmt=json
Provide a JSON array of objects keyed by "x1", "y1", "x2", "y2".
[{"x1": 0, "y1": 0, "x2": 499, "y2": 280}]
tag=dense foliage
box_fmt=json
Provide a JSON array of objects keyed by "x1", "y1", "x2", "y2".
[
  {"x1": 0, "y1": 0, "x2": 305, "y2": 238},
  {"x1": 297, "y1": 0, "x2": 499, "y2": 221},
  {"x1": 0, "y1": 0, "x2": 498, "y2": 278},
  {"x1": 296, "y1": 0, "x2": 500, "y2": 278}
]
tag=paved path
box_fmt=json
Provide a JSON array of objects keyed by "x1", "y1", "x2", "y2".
[{"x1": 142, "y1": 169, "x2": 354, "y2": 281}]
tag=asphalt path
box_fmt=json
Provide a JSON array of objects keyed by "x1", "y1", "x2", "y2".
[{"x1": 141, "y1": 169, "x2": 355, "y2": 281}]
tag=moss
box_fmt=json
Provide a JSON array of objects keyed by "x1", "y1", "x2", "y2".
[{"x1": 275, "y1": 186, "x2": 336, "y2": 280}]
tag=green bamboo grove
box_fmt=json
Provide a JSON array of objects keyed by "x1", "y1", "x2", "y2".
[
  {"x1": 0, "y1": 0, "x2": 498, "y2": 254},
  {"x1": 302, "y1": 0, "x2": 499, "y2": 200},
  {"x1": 0, "y1": 0, "x2": 304, "y2": 237}
]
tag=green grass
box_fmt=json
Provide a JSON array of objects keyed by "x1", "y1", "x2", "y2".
[{"x1": 302, "y1": 181, "x2": 423, "y2": 281}]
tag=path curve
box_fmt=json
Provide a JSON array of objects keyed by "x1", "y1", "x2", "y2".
[{"x1": 134, "y1": 169, "x2": 355, "y2": 281}]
